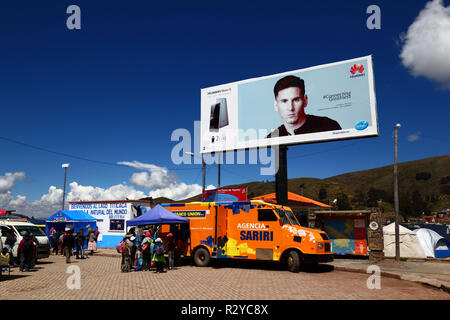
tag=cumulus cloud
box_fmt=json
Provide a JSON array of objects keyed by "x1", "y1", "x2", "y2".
[
  {"x1": 67, "y1": 182, "x2": 147, "y2": 201},
  {"x1": 399, "y1": 0, "x2": 450, "y2": 89},
  {"x1": 1, "y1": 164, "x2": 209, "y2": 217},
  {"x1": 408, "y1": 132, "x2": 421, "y2": 142},
  {"x1": 0, "y1": 172, "x2": 26, "y2": 193},
  {"x1": 1, "y1": 180, "x2": 206, "y2": 217},
  {"x1": 0, "y1": 182, "x2": 150, "y2": 217},
  {"x1": 118, "y1": 161, "x2": 179, "y2": 189}
]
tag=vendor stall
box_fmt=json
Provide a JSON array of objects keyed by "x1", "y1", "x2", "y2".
[
  {"x1": 46, "y1": 210, "x2": 97, "y2": 248},
  {"x1": 69, "y1": 200, "x2": 152, "y2": 248},
  {"x1": 127, "y1": 204, "x2": 189, "y2": 226}
]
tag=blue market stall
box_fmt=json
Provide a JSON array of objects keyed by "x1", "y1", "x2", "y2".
[
  {"x1": 46, "y1": 210, "x2": 97, "y2": 249},
  {"x1": 127, "y1": 204, "x2": 189, "y2": 226}
]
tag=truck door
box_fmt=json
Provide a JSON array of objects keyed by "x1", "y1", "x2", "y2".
[
  {"x1": 254, "y1": 208, "x2": 282, "y2": 260},
  {"x1": 215, "y1": 206, "x2": 228, "y2": 257}
]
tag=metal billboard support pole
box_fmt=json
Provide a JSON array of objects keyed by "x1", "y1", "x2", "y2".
[
  {"x1": 394, "y1": 124, "x2": 401, "y2": 262},
  {"x1": 202, "y1": 154, "x2": 206, "y2": 196},
  {"x1": 218, "y1": 152, "x2": 221, "y2": 188},
  {"x1": 275, "y1": 145, "x2": 288, "y2": 206}
]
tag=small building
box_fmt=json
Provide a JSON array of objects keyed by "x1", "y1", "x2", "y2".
[
  {"x1": 312, "y1": 209, "x2": 384, "y2": 260},
  {"x1": 251, "y1": 192, "x2": 331, "y2": 226},
  {"x1": 68, "y1": 199, "x2": 152, "y2": 248}
]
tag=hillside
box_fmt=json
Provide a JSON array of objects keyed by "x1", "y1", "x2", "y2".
[{"x1": 153, "y1": 155, "x2": 450, "y2": 215}]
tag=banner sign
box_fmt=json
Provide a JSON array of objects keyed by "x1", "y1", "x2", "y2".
[
  {"x1": 201, "y1": 55, "x2": 378, "y2": 153},
  {"x1": 202, "y1": 188, "x2": 248, "y2": 202},
  {"x1": 70, "y1": 202, "x2": 131, "y2": 220},
  {"x1": 173, "y1": 210, "x2": 207, "y2": 218}
]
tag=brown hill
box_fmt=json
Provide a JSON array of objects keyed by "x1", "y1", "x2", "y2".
[{"x1": 151, "y1": 155, "x2": 450, "y2": 213}]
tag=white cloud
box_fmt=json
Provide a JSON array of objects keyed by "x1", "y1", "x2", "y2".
[
  {"x1": 408, "y1": 132, "x2": 421, "y2": 142},
  {"x1": 118, "y1": 161, "x2": 179, "y2": 189},
  {"x1": 67, "y1": 182, "x2": 147, "y2": 202},
  {"x1": 1, "y1": 182, "x2": 149, "y2": 218},
  {"x1": 148, "y1": 182, "x2": 213, "y2": 201},
  {"x1": 1, "y1": 164, "x2": 215, "y2": 217},
  {"x1": 0, "y1": 172, "x2": 26, "y2": 193},
  {"x1": 399, "y1": 0, "x2": 450, "y2": 89}
]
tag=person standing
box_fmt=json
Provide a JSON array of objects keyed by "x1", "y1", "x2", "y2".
[
  {"x1": 48, "y1": 227, "x2": 56, "y2": 253},
  {"x1": 17, "y1": 232, "x2": 34, "y2": 272},
  {"x1": 4, "y1": 229, "x2": 17, "y2": 267},
  {"x1": 62, "y1": 228, "x2": 75, "y2": 264},
  {"x1": 120, "y1": 235, "x2": 133, "y2": 273},
  {"x1": 30, "y1": 233, "x2": 39, "y2": 268},
  {"x1": 87, "y1": 227, "x2": 97, "y2": 255},
  {"x1": 141, "y1": 232, "x2": 153, "y2": 271},
  {"x1": 167, "y1": 233, "x2": 177, "y2": 270},
  {"x1": 59, "y1": 229, "x2": 65, "y2": 256},
  {"x1": 75, "y1": 228, "x2": 86, "y2": 259},
  {"x1": 152, "y1": 238, "x2": 166, "y2": 273}
]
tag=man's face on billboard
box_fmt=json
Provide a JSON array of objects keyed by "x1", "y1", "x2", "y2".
[{"x1": 274, "y1": 87, "x2": 308, "y2": 126}]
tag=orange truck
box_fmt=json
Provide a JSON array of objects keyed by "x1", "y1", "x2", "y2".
[{"x1": 162, "y1": 200, "x2": 333, "y2": 272}]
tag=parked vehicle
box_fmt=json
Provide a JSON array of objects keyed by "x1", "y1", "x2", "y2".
[
  {"x1": 162, "y1": 200, "x2": 333, "y2": 272},
  {"x1": 0, "y1": 217, "x2": 50, "y2": 260}
]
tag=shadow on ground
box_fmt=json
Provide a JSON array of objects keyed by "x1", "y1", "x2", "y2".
[
  {"x1": 208, "y1": 259, "x2": 334, "y2": 273},
  {"x1": 0, "y1": 274, "x2": 29, "y2": 282},
  {"x1": 36, "y1": 261, "x2": 54, "y2": 265}
]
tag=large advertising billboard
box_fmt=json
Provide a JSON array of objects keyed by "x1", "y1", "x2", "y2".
[{"x1": 200, "y1": 55, "x2": 378, "y2": 153}]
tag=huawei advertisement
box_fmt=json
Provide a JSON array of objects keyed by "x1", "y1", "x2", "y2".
[{"x1": 200, "y1": 55, "x2": 379, "y2": 153}]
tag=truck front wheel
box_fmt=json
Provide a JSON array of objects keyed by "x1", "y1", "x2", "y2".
[
  {"x1": 193, "y1": 247, "x2": 211, "y2": 267},
  {"x1": 287, "y1": 250, "x2": 301, "y2": 273}
]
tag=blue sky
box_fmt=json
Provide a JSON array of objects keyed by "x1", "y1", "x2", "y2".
[{"x1": 1, "y1": 0, "x2": 449, "y2": 216}]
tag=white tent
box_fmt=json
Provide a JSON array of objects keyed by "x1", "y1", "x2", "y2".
[
  {"x1": 414, "y1": 228, "x2": 449, "y2": 258},
  {"x1": 383, "y1": 223, "x2": 426, "y2": 258}
]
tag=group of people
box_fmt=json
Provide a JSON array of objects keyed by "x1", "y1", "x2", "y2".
[
  {"x1": 0, "y1": 229, "x2": 39, "y2": 272},
  {"x1": 119, "y1": 226, "x2": 188, "y2": 274},
  {"x1": 48, "y1": 225, "x2": 99, "y2": 264}
]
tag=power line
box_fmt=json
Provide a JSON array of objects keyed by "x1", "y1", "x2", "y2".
[{"x1": 0, "y1": 135, "x2": 196, "y2": 171}]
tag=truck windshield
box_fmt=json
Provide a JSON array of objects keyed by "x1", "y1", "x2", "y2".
[
  {"x1": 284, "y1": 210, "x2": 300, "y2": 226},
  {"x1": 15, "y1": 226, "x2": 46, "y2": 237},
  {"x1": 276, "y1": 209, "x2": 291, "y2": 225}
]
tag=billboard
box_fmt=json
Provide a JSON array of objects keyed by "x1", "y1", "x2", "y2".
[
  {"x1": 200, "y1": 55, "x2": 378, "y2": 153},
  {"x1": 202, "y1": 187, "x2": 248, "y2": 202}
]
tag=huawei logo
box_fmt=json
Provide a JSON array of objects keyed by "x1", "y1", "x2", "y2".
[{"x1": 350, "y1": 64, "x2": 365, "y2": 74}]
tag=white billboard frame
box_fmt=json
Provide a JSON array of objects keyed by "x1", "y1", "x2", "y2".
[{"x1": 200, "y1": 55, "x2": 379, "y2": 154}]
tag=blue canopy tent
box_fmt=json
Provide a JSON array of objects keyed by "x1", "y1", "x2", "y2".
[
  {"x1": 127, "y1": 204, "x2": 189, "y2": 226},
  {"x1": 46, "y1": 210, "x2": 97, "y2": 249}
]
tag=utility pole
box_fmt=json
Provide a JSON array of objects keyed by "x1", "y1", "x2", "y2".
[
  {"x1": 394, "y1": 124, "x2": 401, "y2": 262},
  {"x1": 62, "y1": 163, "x2": 70, "y2": 210},
  {"x1": 185, "y1": 152, "x2": 206, "y2": 199}
]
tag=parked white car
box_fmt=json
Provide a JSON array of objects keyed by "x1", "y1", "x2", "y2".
[{"x1": 0, "y1": 218, "x2": 50, "y2": 259}]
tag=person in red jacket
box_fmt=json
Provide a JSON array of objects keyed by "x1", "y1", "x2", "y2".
[{"x1": 17, "y1": 232, "x2": 35, "y2": 272}]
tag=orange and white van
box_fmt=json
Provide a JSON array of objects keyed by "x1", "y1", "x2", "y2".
[{"x1": 162, "y1": 200, "x2": 333, "y2": 272}]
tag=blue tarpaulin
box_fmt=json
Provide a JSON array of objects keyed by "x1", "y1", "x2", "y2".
[
  {"x1": 45, "y1": 210, "x2": 97, "y2": 249},
  {"x1": 126, "y1": 204, "x2": 189, "y2": 226}
]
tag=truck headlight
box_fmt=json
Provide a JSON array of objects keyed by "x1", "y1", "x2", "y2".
[{"x1": 317, "y1": 242, "x2": 324, "y2": 249}]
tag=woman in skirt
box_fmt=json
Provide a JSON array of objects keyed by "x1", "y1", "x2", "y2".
[{"x1": 87, "y1": 228, "x2": 97, "y2": 255}]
